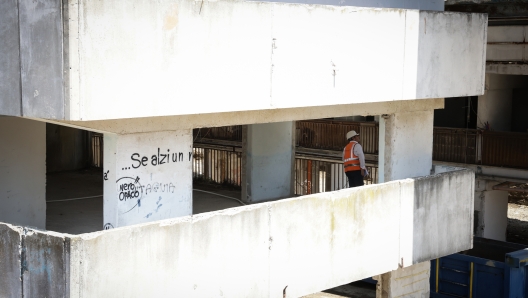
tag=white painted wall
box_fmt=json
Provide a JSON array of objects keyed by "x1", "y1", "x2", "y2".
[
  {"x1": 242, "y1": 122, "x2": 295, "y2": 203},
  {"x1": 380, "y1": 110, "x2": 434, "y2": 182},
  {"x1": 0, "y1": 168, "x2": 474, "y2": 298},
  {"x1": 57, "y1": 1, "x2": 485, "y2": 121},
  {"x1": 103, "y1": 130, "x2": 193, "y2": 228},
  {"x1": 0, "y1": 117, "x2": 45, "y2": 229}
]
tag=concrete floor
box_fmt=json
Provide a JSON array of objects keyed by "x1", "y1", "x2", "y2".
[{"x1": 46, "y1": 168, "x2": 375, "y2": 298}]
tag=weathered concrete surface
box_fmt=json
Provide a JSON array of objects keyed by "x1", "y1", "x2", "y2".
[
  {"x1": 103, "y1": 130, "x2": 193, "y2": 228},
  {"x1": 412, "y1": 171, "x2": 474, "y2": 263},
  {"x1": 254, "y1": 0, "x2": 443, "y2": 11},
  {"x1": 0, "y1": 224, "x2": 22, "y2": 298},
  {"x1": 0, "y1": 168, "x2": 474, "y2": 297},
  {"x1": 375, "y1": 261, "x2": 430, "y2": 298},
  {"x1": 0, "y1": 0, "x2": 22, "y2": 116},
  {"x1": 18, "y1": 0, "x2": 64, "y2": 119},
  {"x1": 0, "y1": 117, "x2": 46, "y2": 229},
  {"x1": 379, "y1": 110, "x2": 434, "y2": 183},
  {"x1": 66, "y1": 3, "x2": 484, "y2": 121},
  {"x1": 416, "y1": 11, "x2": 487, "y2": 99},
  {"x1": 242, "y1": 122, "x2": 295, "y2": 203},
  {"x1": 0, "y1": 0, "x2": 483, "y2": 122},
  {"x1": 55, "y1": 98, "x2": 444, "y2": 134},
  {"x1": 23, "y1": 229, "x2": 70, "y2": 298}
]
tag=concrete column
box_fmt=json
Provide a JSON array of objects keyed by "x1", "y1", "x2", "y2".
[
  {"x1": 0, "y1": 117, "x2": 45, "y2": 229},
  {"x1": 379, "y1": 110, "x2": 434, "y2": 182},
  {"x1": 474, "y1": 179, "x2": 508, "y2": 241},
  {"x1": 241, "y1": 122, "x2": 295, "y2": 203},
  {"x1": 103, "y1": 130, "x2": 193, "y2": 229},
  {"x1": 375, "y1": 261, "x2": 430, "y2": 298},
  {"x1": 377, "y1": 110, "x2": 434, "y2": 298}
]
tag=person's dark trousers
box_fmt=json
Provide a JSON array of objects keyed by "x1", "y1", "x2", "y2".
[{"x1": 345, "y1": 170, "x2": 364, "y2": 188}]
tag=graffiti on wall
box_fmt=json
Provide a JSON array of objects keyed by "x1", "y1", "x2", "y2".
[{"x1": 123, "y1": 148, "x2": 193, "y2": 171}]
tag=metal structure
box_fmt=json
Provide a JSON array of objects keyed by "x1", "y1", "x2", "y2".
[
  {"x1": 296, "y1": 120, "x2": 379, "y2": 154},
  {"x1": 431, "y1": 237, "x2": 528, "y2": 298},
  {"x1": 90, "y1": 133, "x2": 104, "y2": 168},
  {"x1": 192, "y1": 143, "x2": 378, "y2": 194}
]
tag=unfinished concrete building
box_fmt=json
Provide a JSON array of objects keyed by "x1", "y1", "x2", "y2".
[{"x1": 1, "y1": 0, "x2": 486, "y2": 297}]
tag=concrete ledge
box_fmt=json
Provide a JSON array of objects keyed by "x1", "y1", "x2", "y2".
[{"x1": 0, "y1": 169, "x2": 474, "y2": 297}]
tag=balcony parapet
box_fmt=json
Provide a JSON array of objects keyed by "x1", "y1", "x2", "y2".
[{"x1": 0, "y1": 168, "x2": 473, "y2": 297}]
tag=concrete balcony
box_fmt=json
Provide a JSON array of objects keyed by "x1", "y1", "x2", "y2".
[
  {"x1": 1, "y1": 0, "x2": 486, "y2": 126},
  {"x1": 0, "y1": 168, "x2": 473, "y2": 297}
]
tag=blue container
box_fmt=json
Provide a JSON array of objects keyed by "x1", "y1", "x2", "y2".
[{"x1": 430, "y1": 237, "x2": 528, "y2": 298}]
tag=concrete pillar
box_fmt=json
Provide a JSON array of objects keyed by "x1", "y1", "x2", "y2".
[
  {"x1": 377, "y1": 110, "x2": 434, "y2": 297},
  {"x1": 378, "y1": 110, "x2": 434, "y2": 182},
  {"x1": 0, "y1": 117, "x2": 45, "y2": 229},
  {"x1": 375, "y1": 261, "x2": 430, "y2": 298},
  {"x1": 474, "y1": 179, "x2": 508, "y2": 241},
  {"x1": 241, "y1": 122, "x2": 295, "y2": 203},
  {"x1": 103, "y1": 130, "x2": 193, "y2": 229}
]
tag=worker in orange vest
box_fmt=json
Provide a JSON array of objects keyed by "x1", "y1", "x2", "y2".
[{"x1": 342, "y1": 130, "x2": 367, "y2": 187}]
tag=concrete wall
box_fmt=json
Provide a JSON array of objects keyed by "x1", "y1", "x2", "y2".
[
  {"x1": 0, "y1": 168, "x2": 474, "y2": 297},
  {"x1": 0, "y1": 0, "x2": 65, "y2": 119},
  {"x1": 46, "y1": 123, "x2": 90, "y2": 173},
  {"x1": 242, "y1": 122, "x2": 295, "y2": 203},
  {"x1": 0, "y1": 0, "x2": 22, "y2": 116},
  {"x1": 254, "y1": 0, "x2": 443, "y2": 10},
  {"x1": 474, "y1": 179, "x2": 508, "y2": 242},
  {"x1": 103, "y1": 130, "x2": 193, "y2": 228},
  {"x1": 416, "y1": 11, "x2": 486, "y2": 100},
  {"x1": 56, "y1": 1, "x2": 484, "y2": 121},
  {"x1": 381, "y1": 110, "x2": 434, "y2": 182},
  {"x1": 0, "y1": 117, "x2": 46, "y2": 229}
]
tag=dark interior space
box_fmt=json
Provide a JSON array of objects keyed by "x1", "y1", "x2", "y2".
[
  {"x1": 434, "y1": 96, "x2": 478, "y2": 129},
  {"x1": 46, "y1": 123, "x2": 91, "y2": 173},
  {"x1": 512, "y1": 89, "x2": 528, "y2": 133}
]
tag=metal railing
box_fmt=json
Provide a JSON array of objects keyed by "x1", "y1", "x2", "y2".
[
  {"x1": 192, "y1": 144, "x2": 378, "y2": 195},
  {"x1": 433, "y1": 127, "x2": 478, "y2": 164},
  {"x1": 482, "y1": 131, "x2": 528, "y2": 169},
  {"x1": 432, "y1": 127, "x2": 528, "y2": 169},
  {"x1": 296, "y1": 120, "x2": 379, "y2": 154},
  {"x1": 193, "y1": 122, "x2": 528, "y2": 171},
  {"x1": 192, "y1": 146, "x2": 242, "y2": 186},
  {"x1": 90, "y1": 133, "x2": 103, "y2": 168},
  {"x1": 294, "y1": 156, "x2": 378, "y2": 196}
]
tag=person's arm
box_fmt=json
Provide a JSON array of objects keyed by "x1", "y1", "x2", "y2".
[{"x1": 354, "y1": 144, "x2": 366, "y2": 175}]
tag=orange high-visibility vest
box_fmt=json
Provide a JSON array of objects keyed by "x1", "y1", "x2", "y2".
[{"x1": 343, "y1": 141, "x2": 360, "y2": 172}]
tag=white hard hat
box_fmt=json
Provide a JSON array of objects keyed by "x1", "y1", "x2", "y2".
[{"x1": 346, "y1": 130, "x2": 359, "y2": 140}]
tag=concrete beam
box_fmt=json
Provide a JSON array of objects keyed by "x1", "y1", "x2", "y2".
[
  {"x1": 0, "y1": 168, "x2": 474, "y2": 297},
  {"x1": 2, "y1": 1, "x2": 485, "y2": 121},
  {"x1": 44, "y1": 98, "x2": 444, "y2": 134},
  {"x1": 433, "y1": 161, "x2": 528, "y2": 183}
]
